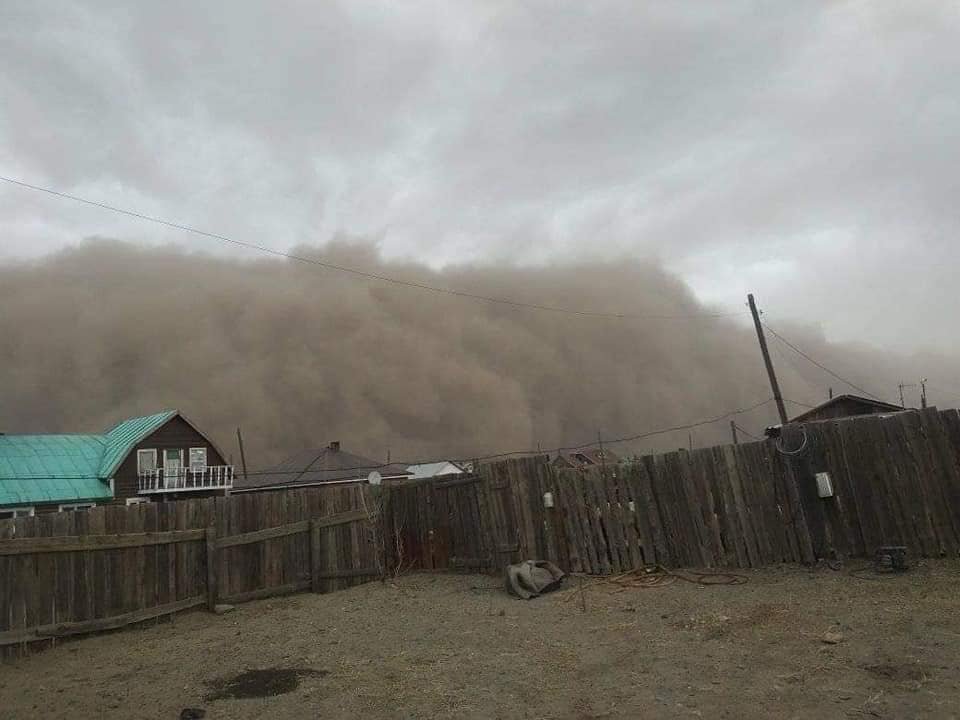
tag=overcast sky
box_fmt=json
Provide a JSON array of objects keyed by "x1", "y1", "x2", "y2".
[{"x1": 1, "y1": 1, "x2": 958, "y2": 354}]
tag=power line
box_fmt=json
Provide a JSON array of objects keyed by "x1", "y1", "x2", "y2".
[
  {"x1": 783, "y1": 398, "x2": 818, "y2": 410},
  {"x1": 0, "y1": 175, "x2": 747, "y2": 322},
  {"x1": 0, "y1": 396, "x2": 774, "y2": 481},
  {"x1": 559, "y1": 397, "x2": 776, "y2": 450},
  {"x1": 732, "y1": 422, "x2": 761, "y2": 441},
  {"x1": 928, "y1": 384, "x2": 960, "y2": 401},
  {"x1": 761, "y1": 321, "x2": 886, "y2": 402}
]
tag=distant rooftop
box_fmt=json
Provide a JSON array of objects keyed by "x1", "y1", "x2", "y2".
[
  {"x1": 233, "y1": 441, "x2": 412, "y2": 491},
  {"x1": 789, "y1": 394, "x2": 905, "y2": 424}
]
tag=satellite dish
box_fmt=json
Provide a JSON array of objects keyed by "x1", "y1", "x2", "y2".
[{"x1": 367, "y1": 470, "x2": 382, "y2": 486}]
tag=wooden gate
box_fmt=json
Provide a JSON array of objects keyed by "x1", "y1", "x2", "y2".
[{"x1": 383, "y1": 474, "x2": 497, "y2": 572}]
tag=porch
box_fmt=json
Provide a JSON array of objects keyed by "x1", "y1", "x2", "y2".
[{"x1": 138, "y1": 466, "x2": 234, "y2": 493}]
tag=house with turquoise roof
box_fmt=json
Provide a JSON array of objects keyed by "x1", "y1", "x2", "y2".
[{"x1": 0, "y1": 410, "x2": 233, "y2": 518}]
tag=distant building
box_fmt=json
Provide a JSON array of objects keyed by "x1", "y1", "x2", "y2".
[
  {"x1": 0, "y1": 410, "x2": 233, "y2": 518},
  {"x1": 789, "y1": 394, "x2": 905, "y2": 424},
  {"x1": 232, "y1": 441, "x2": 412, "y2": 493},
  {"x1": 406, "y1": 461, "x2": 465, "y2": 480},
  {"x1": 552, "y1": 447, "x2": 620, "y2": 472}
]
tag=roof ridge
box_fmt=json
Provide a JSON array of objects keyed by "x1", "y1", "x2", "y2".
[
  {"x1": 99, "y1": 410, "x2": 179, "y2": 478},
  {"x1": 0, "y1": 432, "x2": 106, "y2": 439},
  {"x1": 103, "y1": 408, "x2": 178, "y2": 434}
]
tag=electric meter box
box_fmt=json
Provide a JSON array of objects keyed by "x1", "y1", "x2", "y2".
[{"x1": 815, "y1": 472, "x2": 834, "y2": 498}]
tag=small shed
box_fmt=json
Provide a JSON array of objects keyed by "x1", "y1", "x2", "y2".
[{"x1": 789, "y1": 394, "x2": 905, "y2": 423}]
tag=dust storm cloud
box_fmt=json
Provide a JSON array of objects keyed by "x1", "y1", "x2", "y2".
[{"x1": 0, "y1": 240, "x2": 952, "y2": 468}]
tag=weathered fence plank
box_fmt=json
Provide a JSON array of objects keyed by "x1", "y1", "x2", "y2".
[
  {"x1": 0, "y1": 485, "x2": 379, "y2": 660},
  {"x1": 382, "y1": 408, "x2": 960, "y2": 580}
]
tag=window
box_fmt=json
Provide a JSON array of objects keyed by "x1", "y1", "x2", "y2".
[
  {"x1": 137, "y1": 449, "x2": 157, "y2": 473},
  {"x1": 59, "y1": 503, "x2": 95, "y2": 512},
  {"x1": 125, "y1": 497, "x2": 149, "y2": 506},
  {"x1": 0, "y1": 506, "x2": 35, "y2": 520},
  {"x1": 189, "y1": 447, "x2": 208, "y2": 471},
  {"x1": 164, "y1": 449, "x2": 183, "y2": 477}
]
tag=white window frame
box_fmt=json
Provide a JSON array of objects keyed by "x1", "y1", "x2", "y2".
[
  {"x1": 163, "y1": 448, "x2": 184, "y2": 477},
  {"x1": 189, "y1": 447, "x2": 208, "y2": 471},
  {"x1": 0, "y1": 506, "x2": 35, "y2": 519},
  {"x1": 125, "y1": 497, "x2": 149, "y2": 506},
  {"x1": 58, "y1": 502, "x2": 96, "y2": 512},
  {"x1": 137, "y1": 449, "x2": 158, "y2": 473}
]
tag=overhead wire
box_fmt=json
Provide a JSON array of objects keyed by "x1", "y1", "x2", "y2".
[
  {"x1": 928, "y1": 384, "x2": 960, "y2": 401},
  {"x1": 0, "y1": 181, "x2": 869, "y2": 481},
  {"x1": 0, "y1": 175, "x2": 747, "y2": 322},
  {"x1": 760, "y1": 321, "x2": 887, "y2": 402},
  {"x1": 732, "y1": 422, "x2": 761, "y2": 441},
  {"x1": 783, "y1": 398, "x2": 817, "y2": 410},
  {"x1": 0, "y1": 396, "x2": 775, "y2": 481}
]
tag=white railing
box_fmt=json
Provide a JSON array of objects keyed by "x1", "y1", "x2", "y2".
[{"x1": 138, "y1": 466, "x2": 234, "y2": 493}]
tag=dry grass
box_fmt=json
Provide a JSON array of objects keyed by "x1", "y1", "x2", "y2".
[{"x1": 1, "y1": 560, "x2": 959, "y2": 719}]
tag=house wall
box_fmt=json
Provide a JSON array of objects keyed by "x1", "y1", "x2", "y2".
[
  {"x1": 111, "y1": 415, "x2": 229, "y2": 503},
  {"x1": 0, "y1": 500, "x2": 102, "y2": 517},
  {"x1": 36, "y1": 503, "x2": 69, "y2": 515}
]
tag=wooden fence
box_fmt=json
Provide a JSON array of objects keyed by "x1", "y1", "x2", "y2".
[
  {"x1": 5, "y1": 407, "x2": 960, "y2": 659},
  {"x1": 383, "y1": 408, "x2": 960, "y2": 574},
  {"x1": 0, "y1": 484, "x2": 379, "y2": 659}
]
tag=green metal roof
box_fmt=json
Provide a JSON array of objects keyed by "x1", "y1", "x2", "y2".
[
  {"x1": 0, "y1": 410, "x2": 177, "y2": 507},
  {"x1": 100, "y1": 410, "x2": 177, "y2": 479},
  {"x1": 0, "y1": 435, "x2": 111, "y2": 506}
]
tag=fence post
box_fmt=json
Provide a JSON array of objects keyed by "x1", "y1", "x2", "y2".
[
  {"x1": 310, "y1": 519, "x2": 322, "y2": 593},
  {"x1": 205, "y1": 526, "x2": 218, "y2": 611}
]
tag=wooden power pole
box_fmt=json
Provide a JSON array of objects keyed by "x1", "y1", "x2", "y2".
[
  {"x1": 236, "y1": 427, "x2": 249, "y2": 481},
  {"x1": 730, "y1": 420, "x2": 739, "y2": 445},
  {"x1": 748, "y1": 294, "x2": 788, "y2": 425}
]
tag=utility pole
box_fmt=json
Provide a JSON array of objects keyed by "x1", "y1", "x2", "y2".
[
  {"x1": 920, "y1": 378, "x2": 928, "y2": 409},
  {"x1": 898, "y1": 382, "x2": 919, "y2": 409},
  {"x1": 730, "y1": 420, "x2": 739, "y2": 445},
  {"x1": 747, "y1": 294, "x2": 788, "y2": 425},
  {"x1": 236, "y1": 427, "x2": 249, "y2": 481},
  {"x1": 597, "y1": 431, "x2": 608, "y2": 480}
]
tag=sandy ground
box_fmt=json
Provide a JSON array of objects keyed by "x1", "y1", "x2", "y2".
[{"x1": 1, "y1": 561, "x2": 959, "y2": 720}]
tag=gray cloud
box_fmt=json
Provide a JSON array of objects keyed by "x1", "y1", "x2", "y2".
[{"x1": 1, "y1": 1, "x2": 959, "y2": 359}]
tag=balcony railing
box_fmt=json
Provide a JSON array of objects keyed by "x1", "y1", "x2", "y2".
[{"x1": 138, "y1": 466, "x2": 234, "y2": 493}]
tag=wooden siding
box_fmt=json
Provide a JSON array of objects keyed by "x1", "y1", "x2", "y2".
[{"x1": 111, "y1": 415, "x2": 228, "y2": 503}]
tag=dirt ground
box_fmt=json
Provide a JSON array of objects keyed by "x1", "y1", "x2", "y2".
[{"x1": 2, "y1": 560, "x2": 959, "y2": 720}]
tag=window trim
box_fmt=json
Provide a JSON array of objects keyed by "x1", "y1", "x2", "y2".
[
  {"x1": 58, "y1": 502, "x2": 96, "y2": 512},
  {"x1": 0, "y1": 506, "x2": 35, "y2": 519},
  {"x1": 189, "y1": 447, "x2": 208, "y2": 471},
  {"x1": 125, "y1": 497, "x2": 149, "y2": 506},
  {"x1": 137, "y1": 448, "x2": 158, "y2": 474}
]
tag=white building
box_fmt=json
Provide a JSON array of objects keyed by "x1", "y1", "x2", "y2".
[{"x1": 405, "y1": 461, "x2": 466, "y2": 480}]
